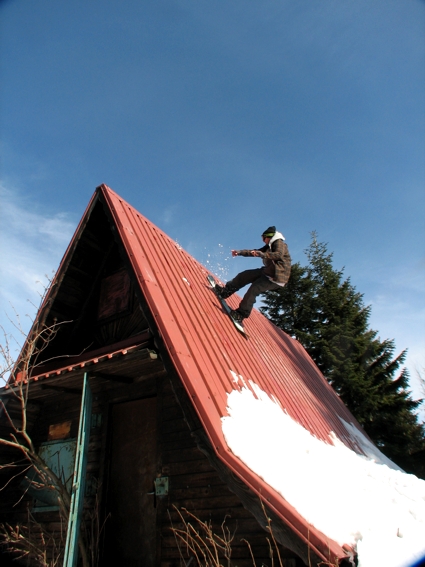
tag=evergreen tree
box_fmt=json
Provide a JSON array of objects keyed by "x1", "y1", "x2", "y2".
[{"x1": 261, "y1": 232, "x2": 425, "y2": 474}]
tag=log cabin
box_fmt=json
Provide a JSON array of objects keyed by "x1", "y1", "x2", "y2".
[{"x1": 0, "y1": 184, "x2": 365, "y2": 566}]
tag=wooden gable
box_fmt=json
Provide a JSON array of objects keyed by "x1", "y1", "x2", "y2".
[{"x1": 29, "y1": 197, "x2": 149, "y2": 369}]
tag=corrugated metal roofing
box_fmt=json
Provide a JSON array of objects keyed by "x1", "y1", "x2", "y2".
[
  {"x1": 97, "y1": 185, "x2": 360, "y2": 563},
  {"x1": 15, "y1": 184, "x2": 364, "y2": 563},
  {"x1": 9, "y1": 332, "x2": 152, "y2": 386}
]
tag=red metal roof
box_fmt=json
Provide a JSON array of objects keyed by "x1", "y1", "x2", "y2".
[
  {"x1": 24, "y1": 184, "x2": 363, "y2": 563},
  {"x1": 98, "y1": 185, "x2": 361, "y2": 563}
]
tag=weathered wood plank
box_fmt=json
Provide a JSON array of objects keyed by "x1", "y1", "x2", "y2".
[{"x1": 161, "y1": 459, "x2": 216, "y2": 476}]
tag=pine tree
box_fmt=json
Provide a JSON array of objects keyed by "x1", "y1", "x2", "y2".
[{"x1": 261, "y1": 232, "x2": 425, "y2": 475}]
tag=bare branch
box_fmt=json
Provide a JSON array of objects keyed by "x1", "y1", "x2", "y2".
[
  {"x1": 0, "y1": 464, "x2": 32, "y2": 493},
  {"x1": 0, "y1": 281, "x2": 90, "y2": 567}
]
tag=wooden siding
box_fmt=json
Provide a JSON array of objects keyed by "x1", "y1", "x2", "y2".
[
  {"x1": 157, "y1": 377, "x2": 303, "y2": 567},
  {"x1": 1, "y1": 356, "x2": 305, "y2": 566}
]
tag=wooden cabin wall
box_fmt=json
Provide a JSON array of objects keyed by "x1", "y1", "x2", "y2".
[
  {"x1": 0, "y1": 404, "x2": 68, "y2": 564},
  {"x1": 0, "y1": 397, "x2": 42, "y2": 516},
  {"x1": 1, "y1": 369, "x2": 305, "y2": 567},
  {"x1": 156, "y1": 378, "x2": 303, "y2": 567}
]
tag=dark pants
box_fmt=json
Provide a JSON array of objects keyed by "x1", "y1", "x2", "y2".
[{"x1": 226, "y1": 268, "x2": 280, "y2": 318}]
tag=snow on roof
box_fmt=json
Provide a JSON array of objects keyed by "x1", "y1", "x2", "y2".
[{"x1": 222, "y1": 379, "x2": 425, "y2": 567}]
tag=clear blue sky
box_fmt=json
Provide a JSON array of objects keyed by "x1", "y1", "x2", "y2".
[{"x1": 1, "y1": 1, "x2": 424, "y2": 401}]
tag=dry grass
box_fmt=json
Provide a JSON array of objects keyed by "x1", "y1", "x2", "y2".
[
  {"x1": 170, "y1": 506, "x2": 236, "y2": 567},
  {"x1": 169, "y1": 504, "x2": 351, "y2": 567},
  {"x1": 169, "y1": 505, "x2": 295, "y2": 567},
  {"x1": 0, "y1": 510, "x2": 65, "y2": 567}
]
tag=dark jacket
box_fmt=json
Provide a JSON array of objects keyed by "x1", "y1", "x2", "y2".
[{"x1": 236, "y1": 232, "x2": 291, "y2": 285}]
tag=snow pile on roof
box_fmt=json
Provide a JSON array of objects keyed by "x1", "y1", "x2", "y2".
[{"x1": 221, "y1": 376, "x2": 425, "y2": 567}]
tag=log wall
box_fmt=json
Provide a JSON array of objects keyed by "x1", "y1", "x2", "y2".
[{"x1": 1, "y1": 366, "x2": 305, "y2": 567}]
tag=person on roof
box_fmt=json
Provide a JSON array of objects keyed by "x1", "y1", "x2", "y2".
[{"x1": 215, "y1": 226, "x2": 291, "y2": 323}]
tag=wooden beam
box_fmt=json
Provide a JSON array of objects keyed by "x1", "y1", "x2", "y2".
[
  {"x1": 40, "y1": 385, "x2": 82, "y2": 395},
  {"x1": 90, "y1": 372, "x2": 133, "y2": 384}
]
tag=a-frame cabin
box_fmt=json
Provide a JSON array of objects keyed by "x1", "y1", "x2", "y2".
[{"x1": 0, "y1": 185, "x2": 366, "y2": 566}]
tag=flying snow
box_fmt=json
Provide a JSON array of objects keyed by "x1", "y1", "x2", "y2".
[
  {"x1": 203, "y1": 243, "x2": 231, "y2": 282},
  {"x1": 221, "y1": 375, "x2": 425, "y2": 567}
]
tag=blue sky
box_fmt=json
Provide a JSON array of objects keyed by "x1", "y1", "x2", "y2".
[{"x1": 0, "y1": 1, "x2": 424, "y2": 402}]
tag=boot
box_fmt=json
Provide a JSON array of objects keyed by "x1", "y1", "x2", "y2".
[
  {"x1": 230, "y1": 309, "x2": 245, "y2": 324},
  {"x1": 215, "y1": 284, "x2": 235, "y2": 300}
]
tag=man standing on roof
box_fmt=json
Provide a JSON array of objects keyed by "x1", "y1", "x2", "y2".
[{"x1": 215, "y1": 226, "x2": 291, "y2": 324}]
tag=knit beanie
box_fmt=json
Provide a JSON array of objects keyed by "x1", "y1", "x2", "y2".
[{"x1": 262, "y1": 226, "x2": 276, "y2": 237}]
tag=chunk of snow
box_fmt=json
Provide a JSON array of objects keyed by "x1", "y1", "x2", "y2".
[{"x1": 221, "y1": 378, "x2": 425, "y2": 567}]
